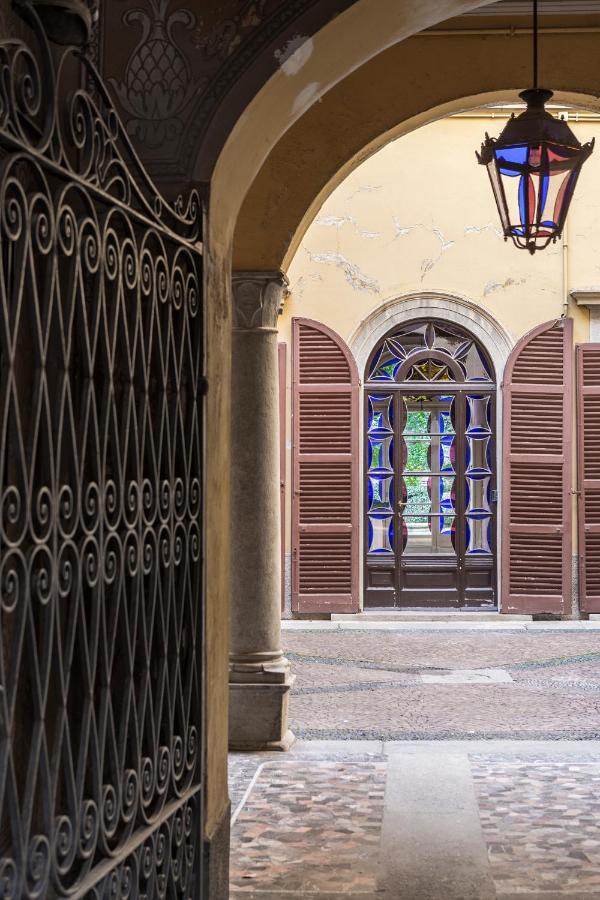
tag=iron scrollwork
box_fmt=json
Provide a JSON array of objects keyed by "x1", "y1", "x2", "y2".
[{"x1": 0, "y1": 2, "x2": 204, "y2": 897}]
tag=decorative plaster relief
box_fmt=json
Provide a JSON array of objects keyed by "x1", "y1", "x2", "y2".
[
  {"x1": 232, "y1": 271, "x2": 289, "y2": 330},
  {"x1": 109, "y1": 0, "x2": 197, "y2": 148}
]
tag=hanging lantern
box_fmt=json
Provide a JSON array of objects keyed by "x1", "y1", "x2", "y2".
[{"x1": 476, "y1": 1, "x2": 594, "y2": 253}]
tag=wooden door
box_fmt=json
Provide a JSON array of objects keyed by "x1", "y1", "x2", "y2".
[
  {"x1": 365, "y1": 387, "x2": 497, "y2": 608},
  {"x1": 364, "y1": 319, "x2": 497, "y2": 609}
]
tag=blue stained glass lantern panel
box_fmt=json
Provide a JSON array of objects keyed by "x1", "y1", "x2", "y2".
[
  {"x1": 369, "y1": 475, "x2": 393, "y2": 513},
  {"x1": 368, "y1": 515, "x2": 394, "y2": 554}
]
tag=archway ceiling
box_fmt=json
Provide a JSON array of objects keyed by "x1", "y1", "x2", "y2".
[
  {"x1": 101, "y1": 0, "x2": 374, "y2": 184},
  {"x1": 231, "y1": 24, "x2": 600, "y2": 270},
  {"x1": 100, "y1": 0, "x2": 519, "y2": 184}
]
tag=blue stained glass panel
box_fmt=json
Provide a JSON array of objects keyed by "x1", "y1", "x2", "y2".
[
  {"x1": 466, "y1": 475, "x2": 491, "y2": 516},
  {"x1": 368, "y1": 515, "x2": 393, "y2": 554},
  {"x1": 368, "y1": 435, "x2": 393, "y2": 473},
  {"x1": 368, "y1": 394, "x2": 393, "y2": 433},
  {"x1": 466, "y1": 516, "x2": 492, "y2": 555},
  {"x1": 466, "y1": 436, "x2": 491, "y2": 475},
  {"x1": 369, "y1": 475, "x2": 393, "y2": 513},
  {"x1": 466, "y1": 395, "x2": 491, "y2": 434},
  {"x1": 369, "y1": 342, "x2": 403, "y2": 381},
  {"x1": 440, "y1": 435, "x2": 454, "y2": 472}
]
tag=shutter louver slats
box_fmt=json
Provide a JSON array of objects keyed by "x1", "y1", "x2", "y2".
[
  {"x1": 503, "y1": 319, "x2": 572, "y2": 614},
  {"x1": 292, "y1": 319, "x2": 359, "y2": 613},
  {"x1": 577, "y1": 344, "x2": 600, "y2": 612}
]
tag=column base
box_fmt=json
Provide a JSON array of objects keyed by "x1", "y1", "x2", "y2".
[{"x1": 228, "y1": 678, "x2": 296, "y2": 751}]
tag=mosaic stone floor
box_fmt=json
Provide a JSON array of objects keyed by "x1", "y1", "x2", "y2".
[
  {"x1": 229, "y1": 743, "x2": 600, "y2": 898},
  {"x1": 229, "y1": 751, "x2": 386, "y2": 897},
  {"x1": 282, "y1": 630, "x2": 600, "y2": 739},
  {"x1": 472, "y1": 754, "x2": 600, "y2": 896}
]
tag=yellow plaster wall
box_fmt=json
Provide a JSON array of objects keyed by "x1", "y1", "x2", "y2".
[{"x1": 278, "y1": 110, "x2": 600, "y2": 570}]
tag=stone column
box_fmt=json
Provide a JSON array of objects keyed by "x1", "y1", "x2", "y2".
[{"x1": 229, "y1": 271, "x2": 294, "y2": 750}]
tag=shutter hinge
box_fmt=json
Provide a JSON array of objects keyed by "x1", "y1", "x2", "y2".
[{"x1": 199, "y1": 376, "x2": 209, "y2": 396}]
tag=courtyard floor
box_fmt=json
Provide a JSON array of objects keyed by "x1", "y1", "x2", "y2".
[
  {"x1": 283, "y1": 624, "x2": 600, "y2": 740},
  {"x1": 229, "y1": 624, "x2": 600, "y2": 899}
]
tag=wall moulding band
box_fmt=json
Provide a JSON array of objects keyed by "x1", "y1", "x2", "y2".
[{"x1": 348, "y1": 291, "x2": 515, "y2": 382}]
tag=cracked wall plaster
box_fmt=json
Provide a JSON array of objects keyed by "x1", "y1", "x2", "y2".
[
  {"x1": 315, "y1": 214, "x2": 381, "y2": 240},
  {"x1": 465, "y1": 223, "x2": 504, "y2": 238},
  {"x1": 307, "y1": 250, "x2": 380, "y2": 294},
  {"x1": 346, "y1": 184, "x2": 383, "y2": 201},
  {"x1": 484, "y1": 277, "x2": 525, "y2": 296}
]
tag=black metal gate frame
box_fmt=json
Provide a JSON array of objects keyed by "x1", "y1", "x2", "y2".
[{"x1": 0, "y1": 2, "x2": 204, "y2": 896}]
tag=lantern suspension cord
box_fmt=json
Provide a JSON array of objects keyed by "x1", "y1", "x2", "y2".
[{"x1": 533, "y1": 0, "x2": 539, "y2": 89}]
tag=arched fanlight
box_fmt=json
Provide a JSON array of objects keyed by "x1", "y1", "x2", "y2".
[{"x1": 477, "y1": 0, "x2": 594, "y2": 254}]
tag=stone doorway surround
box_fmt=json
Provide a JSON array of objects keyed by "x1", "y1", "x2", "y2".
[{"x1": 349, "y1": 292, "x2": 515, "y2": 612}]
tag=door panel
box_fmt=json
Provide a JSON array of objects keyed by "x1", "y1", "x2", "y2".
[{"x1": 365, "y1": 386, "x2": 497, "y2": 608}]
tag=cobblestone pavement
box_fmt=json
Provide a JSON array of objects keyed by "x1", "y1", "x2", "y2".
[
  {"x1": 282, "y1": 629, "x2": 600, "y2": 739},
  {"x1": 229, "y1": 742, "x2": 600, "y2": 898}
]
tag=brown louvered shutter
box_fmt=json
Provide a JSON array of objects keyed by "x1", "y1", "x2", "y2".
[
  {"x1": 502, "y1": 318, "x2": 573, "y2": 614},
  {"x1": 292, "y1": 318, "x2": 359, "y2": 613},
  {"x1": 577, "y1": 344, "x2": 600, "y2": 612}
]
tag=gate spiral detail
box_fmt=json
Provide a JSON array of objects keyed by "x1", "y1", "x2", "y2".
[{"x1": 0, "y1": 2, "x2": 204, "y2": 897}]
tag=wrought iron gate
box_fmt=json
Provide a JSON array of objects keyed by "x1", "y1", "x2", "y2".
[{"x1": 0, "y1": 3, "x2": 204, "y2": 897}]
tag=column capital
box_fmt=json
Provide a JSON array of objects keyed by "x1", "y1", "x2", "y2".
[{"x1": 232, "y1": 270, "x2": 289, "y2": 331}]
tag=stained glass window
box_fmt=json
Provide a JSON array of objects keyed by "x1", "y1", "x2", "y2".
[{"x1": 367, "y1": 320, "x2": 494, "y2": 384}]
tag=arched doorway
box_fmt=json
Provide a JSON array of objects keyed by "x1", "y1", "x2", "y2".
[{"x1": 364, "y1": 318, "x2": 497, "y2": 609}]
